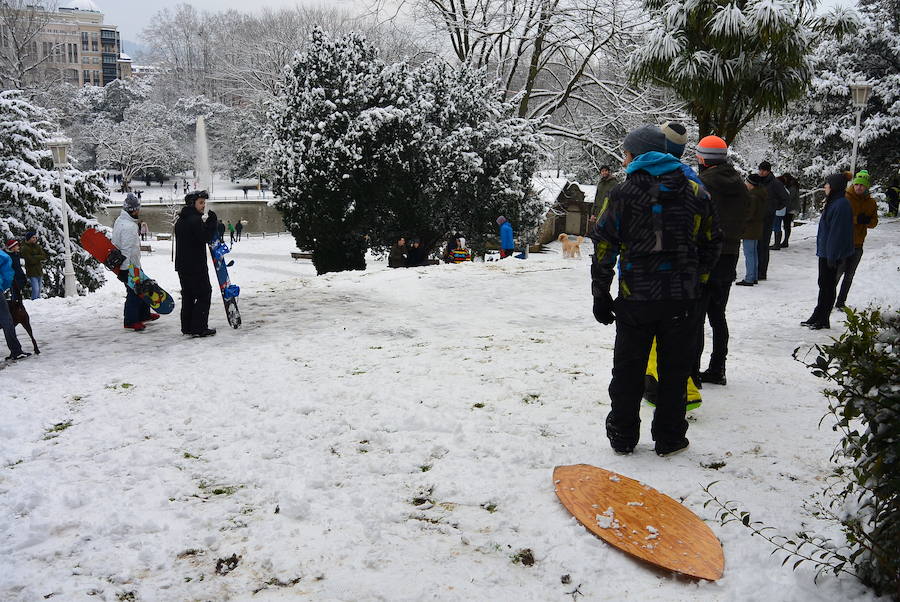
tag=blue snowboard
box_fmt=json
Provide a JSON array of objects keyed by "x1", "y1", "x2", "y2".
[{"x1": 208, "y1": 236, "x2": 241, "y2": 328}]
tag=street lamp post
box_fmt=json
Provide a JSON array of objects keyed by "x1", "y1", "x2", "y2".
[
  {"x1": 47, "y1": 136, "x2": 77, "y2": 297},
  {"x1": 849, "y1": 82, "x2": 873, "y2": 176}
]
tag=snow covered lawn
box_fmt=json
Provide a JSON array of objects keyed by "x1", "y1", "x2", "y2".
[{"x1": 2, "y1": 219, "x2": 898, "y2": 600}]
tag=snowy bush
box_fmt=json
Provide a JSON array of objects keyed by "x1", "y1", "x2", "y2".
[
  {"x1": 0, "y1": 90, "x2": 108, "y2": 296},
  {"x1": 268, "y1": 28, "x2": 544, "y2": 274},
  {"x1": 705, "y1": 307, "x2": 900, "y2": 598}
]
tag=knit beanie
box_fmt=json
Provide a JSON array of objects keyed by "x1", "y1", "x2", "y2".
[
  {"x1": 758, "y1": 160, "x2": 772, "y2": 172},
  {"x1": 25, "y1": 230, "x2": 36, "y2": 239},
  {"x1": 826, "y1": 173, "x2": 848, "y2": 201},
  {"x1": 696, "y1": 136, "x2": 728, "y2": 164},
  {"x1": 852, "y1": 170, "x2": 870, "y2": 188},
  {"x1": 660, "y1": 121, "x2": 688, "y2": 158},
  {"x1": 746, "y1": 173, "x2": 764, "y2": 186},
  {"x1": 5, "y1": 239, "x2": 19, "y2": 251},
  {"x1": 123, "y1": 193, "x2": 140, "y2": 212},
  {"x1": 496, "y1": 216, "x2": 507, "y2": 225},
  {"x1": 622, "y1": 125, "x2": 667, "y2": 157}
]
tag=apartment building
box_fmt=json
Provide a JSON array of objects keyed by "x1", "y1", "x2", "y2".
[{"x1": 2, "y1": 0, "x2": 131, "y2": 87}]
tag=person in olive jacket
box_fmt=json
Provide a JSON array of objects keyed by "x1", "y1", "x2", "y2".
[
  {"x1": 692, "y1": 136, "x2": 750, "y2": 386},
  {"x1": 175, "y1": 190, "x2": 218, "y2": 337},
  {"x1": 20, "y1": 230, "x2": 48, "y2": 300},
  {"x1": 736, "y1": 174, "x2": 768, "y2": 286}
]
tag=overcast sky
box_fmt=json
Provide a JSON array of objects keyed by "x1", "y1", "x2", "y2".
[{"x1": 103, "y1": 0, "x2": 855, "y2": 44}]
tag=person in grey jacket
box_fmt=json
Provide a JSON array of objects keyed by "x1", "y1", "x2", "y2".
[{"x1": 111, "y1": 194, "x2": 157, "y2": 331}]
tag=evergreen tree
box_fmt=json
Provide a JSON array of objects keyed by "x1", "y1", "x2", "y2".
[
  {"x1": 0, "y1": 90, "x2": 108, "y2": 296},
  {"x1": 769, "y1": 0, "x2": 900, "y2": 184},
  {"x1": 269, "y1": 28, "x2": 545, "y2": 274},
  {"x1": 630, "y1": 0, "x2": 859, "y2": 143}
]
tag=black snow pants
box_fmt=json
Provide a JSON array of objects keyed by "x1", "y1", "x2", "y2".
[
  {"x1": 178, "y1": 270, "x2": 212, "y2": 335},
  {"x1": 606, "y1": 299, "x2": 694, "y2": 450},
  {"x1": 694, "y1": 253, "x2": 738, "y2": 374}
]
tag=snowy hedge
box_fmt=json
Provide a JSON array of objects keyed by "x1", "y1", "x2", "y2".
[
  {"x1": 268, "y1": 28, "x2": 545, "y2": 274},
  {"x1": 0, "y1": 90, "x2": 108, "y2": 296}
]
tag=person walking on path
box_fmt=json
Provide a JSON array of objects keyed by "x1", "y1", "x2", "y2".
[
  {"x1": 835, "y1": 170, "x2": 878, "y2": 309},
  {"x1": 736, "y1": 174, "x2": 768, "y2": 286},
  {"x1": 175, "y1": 190, "x2": 218, "y2": 338},
  {"x1": 778, "y1": 173, "x2": 801, "y2": 247},
  {"x1": 20, "y1": 230, "x2": 47, "y2": 300},
  {"x1": 235, "y1": 220, "x2": 243, "y2": 241},
  {"x1": 497, "y1": 216, "x2": 514, "y2": 258},
  {"x1": 0, "y1": 249, "x2": 30, "y2": 360},
  {"x1": 886, "y1": 176, "x2": 899, "y2": 217},
  {"x1": 228, "y1": 221, "x2": 236, "y2": 244},
  {"x1": 217, "y1": 219, "x2": 226, "y2": 243},
  {"x1": 139, "y1": 221, "x2": 149, "y2": 241},
  {"x1": 112, "y1": 194, "x2": 158, "y2": 331},
  {"x1": 589, "y1": 124, "x2": 721, "y2": 456},
  {"x1": 800, "y1": 173, "x2": 855, "y2": 330},
  {"x1": 693, "y1": 136, "x2": 749, "y2": 386},
  {"x1": 756, "y1": 161, "x2": 789, "y2": 279},
  {"x1": 4, "y1": 240, "x2": 27, "y2": 301}
]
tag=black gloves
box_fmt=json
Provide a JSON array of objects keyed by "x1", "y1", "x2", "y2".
[
  {"x1": 593, "y1": 292, "x2": 615, "y2": 325},
  {"x1": 857, "y1": 213, "x2": 871, "y2": 225}
]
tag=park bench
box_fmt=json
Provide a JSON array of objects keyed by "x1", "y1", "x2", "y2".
[
  {"x1": 291, "y1": 251, "x2": 313, "y2": 260},
  {"x1": 140, "y1": 244, "x2": 153, "y2": 253},
  {"x1": 156, "y1": 233, "x2": 172, "y2": 241}
]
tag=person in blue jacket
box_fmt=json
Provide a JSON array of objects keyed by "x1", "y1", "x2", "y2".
[
  {"x1": 0, "y1": 249, "x2": 29, "y2": 361},
  {"x1": 800, "y1": 172, "x2": 855, "y2": 330},
  {"x1": 497, "y1": 216, "x2": 514, "y2": 258}
]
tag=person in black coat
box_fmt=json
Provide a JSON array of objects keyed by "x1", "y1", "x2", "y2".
[
  {"x1": 756, "y1": 161, "x2": 789, "y2": 279},
  {"x1": 175, "y1": 190, "x2": 218, "y2": 337}
]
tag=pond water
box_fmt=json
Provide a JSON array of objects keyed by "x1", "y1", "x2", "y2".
[{"x1": 95, "y1": 201, "x2": 286, "y2": 236}]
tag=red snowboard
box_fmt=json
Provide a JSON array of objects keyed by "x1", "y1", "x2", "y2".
[{"x1": 80, "y1": 228, "x2": 175, "y2": 314}]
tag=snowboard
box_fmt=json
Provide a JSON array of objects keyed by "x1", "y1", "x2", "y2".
[
  {"x1": 81, "y1": 228, "x2": 175, "y2": 314},
  {"x1": 208, "y1": 235, "x2": 241, "y2": 328},
  {"x1": 553, "y1": 464, "x2": 724, "y2": 581}
]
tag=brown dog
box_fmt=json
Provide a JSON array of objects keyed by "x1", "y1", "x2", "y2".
[
  {"x1": 558, "y1": 233, "x2": 584, "y2": 258},
  {"x1": 8, "y1": 299, "x2": 39, "y2": 354}
]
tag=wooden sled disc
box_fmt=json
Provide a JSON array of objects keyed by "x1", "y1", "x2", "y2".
[{"x1": 553, "y1": 464, "x2": 724, "y2": 581}]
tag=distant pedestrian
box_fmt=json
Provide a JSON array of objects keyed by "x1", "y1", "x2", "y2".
[
  {"x1": 778, "y1": 173, "x2": 801, "y2": 247},
  {"x1": 217, "y1": 220, "x2": 226, "y2": 243},
  {"x1": 21, "y1": 230, "x2": 47, "y2": 300},
  {"x1": 0, "y1": 249, "x2": 30, "y2": 360},
  {"x1": 736, "y1": 174, "x2": 768, "y2": 286},
  {"x1": 800, "y1": 173, "x2": 855, "y2": 330},
  {"x1": 173, "y1": 181, "x2": 178, "y2": 194},
  {"x1": 139, "y1": 221, "x2": 149, "y2": 241},
  {"x1": 835, "y1": 170, "x2": 878, "y2": 309},
  {"x1": 242, "y1": 186, "x2": 248, "y2": 199},
  {"x1": 497, "y1": 216, "x2": 514, "y2": 258},
  {"x1": 175, "y1": 190, "x2": 218, "y2": 338},
  {"x1": 756, "y1": 161, "x2": 789, "y2": 278},
  {"x1": 235, "y1": 220, "x2": 243, "y2": 241},
  {"x1": 388, "y1": 237, "x2": 407, "y2": 268},
  {"x1": 227, "y1": 221, "x2": 236, "y2": 244},
  {"x1": 887, "y1": 176, "x2": 900, "y2": 217}
]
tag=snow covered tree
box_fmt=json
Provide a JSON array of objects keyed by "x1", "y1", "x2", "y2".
[
  {"x1": 0, "y1": 90, "x2": 108, "y2": 296},
  {"x1": 90, "y1": 101, "x2": 185, "y2": 192},
  {"x1": 269, "y1": 28, "x2": 545, "y2": 274},
  {"x1": 630, "y1": 0, "x2": 860, "y2": 143},
  {"x1": 768, "y1": 0, "x2": 899, "y2": 184}
]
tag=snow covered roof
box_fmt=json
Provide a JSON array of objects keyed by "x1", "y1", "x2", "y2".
[
  {"x1": 531, "y1": 175, "x2": 568, "y2": 213},
  {"x1": 60, "y1": 0, "x2": 101, "y2": 12},
  {"x1": 119, "y1": 53, "x2": 132, "y2": 62}
]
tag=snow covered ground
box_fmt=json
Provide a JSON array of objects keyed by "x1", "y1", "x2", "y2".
[{"x1": 2, "y1": 218, "x2": 898, "y2": 601}]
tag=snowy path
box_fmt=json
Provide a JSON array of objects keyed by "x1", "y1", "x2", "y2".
[{"x1": 2, "y1": 220, "x2": 897, "y2": 600}]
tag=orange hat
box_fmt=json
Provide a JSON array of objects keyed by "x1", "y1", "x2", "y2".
[{"x1": 696, "y1": 136, "x2": 728, "y2": 163}]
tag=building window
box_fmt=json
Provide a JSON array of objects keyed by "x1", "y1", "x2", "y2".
[
  {"x1": 82, "y1": 32, "x2": 88, "y2": 51},
  {"x1": 83, "y1": 70, "x2": 90, "y2": 84}
]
